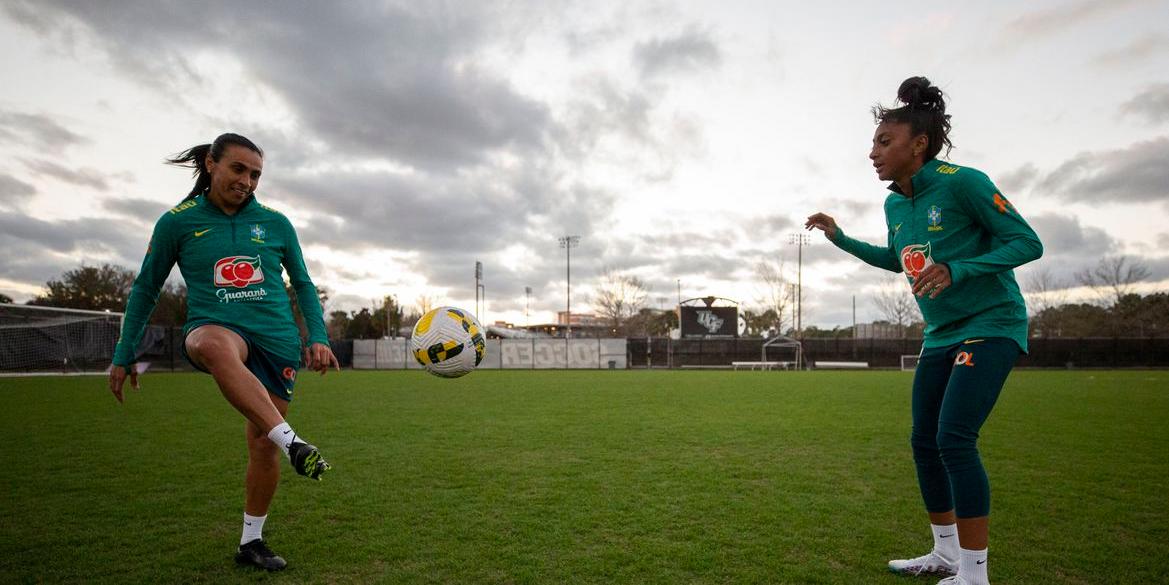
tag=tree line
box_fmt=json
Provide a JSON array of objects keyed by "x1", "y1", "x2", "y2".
[{"x1": 5, "y1": 256, "x2": 1165, "y2": 339}]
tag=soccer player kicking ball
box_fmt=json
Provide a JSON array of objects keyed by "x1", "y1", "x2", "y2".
[
  {"x1": 806, "y1": 77, "x2": 1042, "y2": 585},
  {"x1": 108, "y1": 133, "x2": 339, "y2": 571}
]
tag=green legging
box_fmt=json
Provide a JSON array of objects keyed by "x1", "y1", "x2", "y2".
[{"x1": 910, "y1": 337, "x2": 1020, "y2": 518}]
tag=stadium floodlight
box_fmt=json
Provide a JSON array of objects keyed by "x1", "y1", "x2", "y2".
[
  {"x1": 475, "y1": 261, "x2": 485, "y2": 322},
  {"x1": 788, "y1": 233, "x2": 811, "y2": 337},
  {"x1": 525, "y1": 286, "x2": 532, "y2": 327},
  {"x1": 558, "y1": 236, "x2": 580, "y2": 338}
]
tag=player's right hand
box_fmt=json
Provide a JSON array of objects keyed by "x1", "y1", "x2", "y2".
[
  {"x1": 109, "y1": 364, "x2": 139, "y2": 403},
  {"x1": 805, "y1": 212, "x2": 839, "y2": 240}
]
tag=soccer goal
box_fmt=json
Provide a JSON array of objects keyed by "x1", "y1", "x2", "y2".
[
  {"x1": 0, "y1": 303, "x2": 124, "y2": 375},
  {"x1": 900, "y1": 354, "x2": 921, "y2": 371}
]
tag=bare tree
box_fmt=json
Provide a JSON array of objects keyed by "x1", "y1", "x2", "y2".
[
  {"x1": 1022, "y1": 266, "x2": 1068, "y2": 316},
  {"x1": 873, "y1": 275, "x2": 921, "y2": 338},
  {"x1": 592, "y1": 268, "x2": 649, "y2": 331},
  {"x1": 752, "y1": 259, "x2": 791, "y2": 334},
  {"x1": 414, "y1": 293, "x2": 438, "y2": 316},
  {"x1": 1076, "y1": 255, "x2": 1150, "y2": 307}
]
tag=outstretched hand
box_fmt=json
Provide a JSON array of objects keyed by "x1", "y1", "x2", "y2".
[
  {"x1": 805, "y1": 212, "x2": 839, "y2": 240},
  {"x1": 305, "y1": 342, "x2": 341, "y2": 376},
  {"x1": 108, "y1": 364, "x2": 140, "y2": 403}
]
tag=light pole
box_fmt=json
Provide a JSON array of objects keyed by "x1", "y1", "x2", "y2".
[
  {"x1": 558, "y1": 236, "x2": 579, "y2": 338},
  {"x1": 475, "y1": 261, "x2": 485, "y2": 320},
  {"x1": 525, "y1": 286, "x2": 532, "y2": 328},
  {"x1": 787, "y1": 233, "x2": 811, "y2": 337}
]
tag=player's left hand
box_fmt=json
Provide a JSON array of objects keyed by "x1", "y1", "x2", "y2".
[
  {"x1": 305, "y1": 342, "x2": 341, "y2": 376},
  {"x1": 912, "y1": 263, "x2": 952, "y2": 299}
]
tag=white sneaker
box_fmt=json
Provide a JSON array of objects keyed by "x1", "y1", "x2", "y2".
[
  {"x1": 887, "y1": 550, "x2": 958, "y2": 576},
  {"x1": 936, "y1": 576, "x2": 971, "y2": 584}
]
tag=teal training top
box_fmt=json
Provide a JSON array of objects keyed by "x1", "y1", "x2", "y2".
[
  {"x1": 112, "y1": 194, "x2": 329, "y2": 366},
  {"x1": 830, "y1": 159, "x2": 1043, "y2": 352}
]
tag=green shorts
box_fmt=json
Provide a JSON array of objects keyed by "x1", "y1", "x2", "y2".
[{"x1": 182, "y1": 324, "x2": 299, "y2": 403}]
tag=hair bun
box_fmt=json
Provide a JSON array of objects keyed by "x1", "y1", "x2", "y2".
[{"x1": 897, "y1": 76, "x2": 944, "y2": 112}]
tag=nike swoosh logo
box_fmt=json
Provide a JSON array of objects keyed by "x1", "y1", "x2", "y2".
[
  {"x1": 282, "y1": 429, "x2": 292, "y2": 435},
  {"x1": 964, "y1": 339, "x2": 985, "y2": 344},
  {"x1": 977, "y1": 560, "x2": 986, "y2": 565},
  {"x1": 194, "y1": 229, "x2": 212, "y2": 237},
  {"x1": 939, "y1": 534, "x2": 954, "y2": 538},
  {"x1": 245, "y1": 522, "x2": 252, "y2": 526},
  {"x1": 893, "y1": 223, "x2": 902, "y2": 232}
]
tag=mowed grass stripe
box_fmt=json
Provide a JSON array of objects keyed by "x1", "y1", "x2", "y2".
[{"x1": 1, "y1": 370, "x2": 1165, "y2": 584}]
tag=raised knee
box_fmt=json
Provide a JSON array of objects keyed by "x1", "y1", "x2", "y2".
[{"x1": 188, "y1": 336, "x2": 243, "y2": 371}]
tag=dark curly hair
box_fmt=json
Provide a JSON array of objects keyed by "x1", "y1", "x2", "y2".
[{"x1": 872, "y1": 76, "x2": 953, "y2": 161}]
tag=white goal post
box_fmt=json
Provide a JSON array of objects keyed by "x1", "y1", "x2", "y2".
[
  {"x1": 900, "y1": 354, "x2": 921, "y2": 371},
  {"x1": 0, "y1": 303, "x2": 124, "y2": 375}
]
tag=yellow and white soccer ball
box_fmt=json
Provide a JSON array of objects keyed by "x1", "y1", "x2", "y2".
[{"x1": 410, "y1": 306, "x2": 486, "y2": 378}]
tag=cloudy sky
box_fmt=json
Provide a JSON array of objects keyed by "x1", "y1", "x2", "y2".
[{"x1": 2, "y1": 0, "x2": 1167, "y2": 328}]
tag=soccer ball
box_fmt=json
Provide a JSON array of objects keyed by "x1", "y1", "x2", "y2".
[{"x1": 410, "y1": 306, "x2": 486, "y2": 378}]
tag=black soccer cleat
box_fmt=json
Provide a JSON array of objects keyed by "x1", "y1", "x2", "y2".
[
  {"x1": 235, "y1": 538, "x2": 287, "y2": 571},
  {"x1": 289, "y1": 440, "x2": 331, "y2": 480}
]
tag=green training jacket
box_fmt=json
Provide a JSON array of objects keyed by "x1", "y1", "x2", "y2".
[
  {"x1": 830, "y1": 158, "x2": 1043, "y2": 352},
  {"x1": 112, "y1": 194, "x2": 328, "y2": 366}
]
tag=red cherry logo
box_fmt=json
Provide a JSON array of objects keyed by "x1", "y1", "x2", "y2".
[
  {"x1": 909, "y1": 251, "x2": 926, "y2": 272},
  {"x1": 234, "y1": 262, "x2": 254, "y2": 280},
  {"x1": 220, "y1": 263, "x2": 237, "y2": 281}
]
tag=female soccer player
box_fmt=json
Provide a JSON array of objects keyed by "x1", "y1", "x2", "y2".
[
  {"x1": 108, "y1": 133, "x2": 339, "y2": 571},
  {"x1": 805, "y1": 77, "x2": 1042, "y2": 585}
]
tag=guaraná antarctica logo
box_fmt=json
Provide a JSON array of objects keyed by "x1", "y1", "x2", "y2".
[
  {"x1": 900, "y1": 242, "x2": 934, "y2": 281},
  {"x1": 213, "y1": 256, "x2": 266, "y2": 302}
]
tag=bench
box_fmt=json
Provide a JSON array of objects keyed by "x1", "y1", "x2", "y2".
[
  {"x1": 813, "y1": 361, "x2": 869, "y2": 369},
  {"x1": 731, "y1": 361, "x2": 792, "y2": 371}
]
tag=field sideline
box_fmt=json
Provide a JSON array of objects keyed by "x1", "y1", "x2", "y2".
[{"x1": 2, "y1": 370, "x2": 1166, "y2": 584}]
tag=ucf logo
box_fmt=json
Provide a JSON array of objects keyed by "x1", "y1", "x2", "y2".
[{"x1": 696, "y1": 310, "x2": 725, "y2": 334}]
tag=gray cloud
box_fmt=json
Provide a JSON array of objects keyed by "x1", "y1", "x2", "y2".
[
  {"x1": 633, "y1": 27, "x2": 721, "y2": 79},
  {"x1": 745, "y1": 213, "x2": 798, "y2": 236},
  {"x1": 1120, "y1": 83, "x2": 1169, "y2": 125},
  {"x1": 0, "y1": 210, "x2": 146, "y2": 286},
  {"x1": 555, "y1": 77, "x2": 706, "y2": 182},
  {"x1": 999, "y1": 0, "x2": 1149, "y2": 47},
  {"x1": 1028, "y1": 213, "x2": 1118, "y2": 258},
  {"x1": 0, "y1": 110, "x2": 88, "y2": 150},
  {"x1": 1013, "y1": 212, "x2": 1134, "y2": 293},
  {"x1": 5, "y1": 0, "x2": 670, "y2": 308},
  {"x1": 21, "y1": 158, "x2": 110, "y2": 191},
  {"x1": 1092, "y1": 33, "x2": 1169, "y2": 66},
  {"x1": 559, "y1": 79, "x2": 654, "y2": 153},
  {"x1": 1159, "y1": 233, "x2": 1169, "y2": 249},
  {"x1": 101, "y1": 197, "x2": 171, "y2": 224},
  {"x1": 0, "y1": 173, "x2": 36, "y2": 209},
  {"x1": 1144, "y1": 256, "x2": 1169, "y2": 281},
  {"x1": 1034, "y1": 136, "x2": 1169, "y2": 205},
  {"x1": 7, "y1": 1, "x2": 553, "y2": 173},
  {"x1": 997, "y1": 162, "x2": 1040, "y2": 193}
]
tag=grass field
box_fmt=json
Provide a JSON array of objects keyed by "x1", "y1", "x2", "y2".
[{"x1": 2, "y1": 370, "x2": 1166, "y2": 584}]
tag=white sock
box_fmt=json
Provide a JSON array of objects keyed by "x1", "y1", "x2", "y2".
[
  {"x1": 931, "y1": 523, "x2": 959, "y2": 560},
  {"x1": 959, "y1": 547, "x2": 989, "y2": 585},
  {"x1": 266, "y1": 422, "x2": 298, "y2": 460},
  {"x1": 241, "y1": 513, "x2": 266, "y2": 545}
]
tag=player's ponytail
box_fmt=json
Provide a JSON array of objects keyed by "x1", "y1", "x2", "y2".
[
  {"x1": 167, "y1": 133, "x2": 264, "y2": 202},
  {"x1": 873, "y1": 76, "x2": 953, "y2": 160}
]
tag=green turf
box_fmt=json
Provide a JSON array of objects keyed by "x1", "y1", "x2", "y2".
[{"x1": 1, "y1": 370, "x2": 1166, "y2": 584}]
